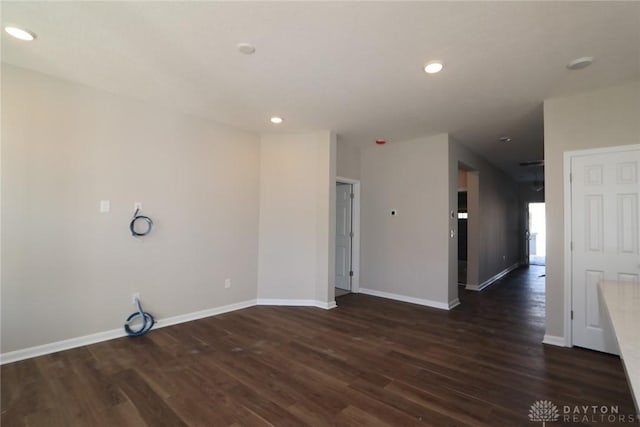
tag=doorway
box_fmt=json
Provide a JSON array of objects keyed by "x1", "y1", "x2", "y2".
[
  {"x1": 527, "y1": 202, "x2": 546, "y2": 266},
  {"x1": 335, "y1": 179, "x2": 360, "y2": 297},
  {"x1": 458, "y1": 164, "x2": 478, "y2": 289},
  {"x1": 458, "y1": 191, "x2": 468, "y2": 284}
]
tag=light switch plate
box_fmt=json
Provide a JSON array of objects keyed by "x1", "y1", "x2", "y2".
[{"x1": 99, "y1": 200, "x2": 110, "y2": 213}]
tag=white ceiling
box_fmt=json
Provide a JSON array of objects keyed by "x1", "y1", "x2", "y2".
[{"x1": 2, "y1": 1, "x2": 639, "y2": 181}]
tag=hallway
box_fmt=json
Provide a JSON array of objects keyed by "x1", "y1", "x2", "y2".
[
  {"x1": 337, "y1": 265, "x2": 636, "y2": 425},
  {"x1": 455, "y1": 265, "x2": 547, "y2": 333}
]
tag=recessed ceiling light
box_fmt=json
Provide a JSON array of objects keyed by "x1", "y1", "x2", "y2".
[
  {"x1": 237, "y1": 43, "x2": 256, "y2": 55},
  {"x1": 499, "y1": 136, "x2": 512, "y2": 143},
  {"x1": 270, "y1": 117, "x2": 283, "y2": 124},
  {"x1": 567, "y1": 56, "x2": 594, "y2": 70},
  {"x1": 4, "y1": 26, "x2": 36, "y2": 41},
  {"x1": 424, "y1": 61, "x2": 444, "y2": 74}
]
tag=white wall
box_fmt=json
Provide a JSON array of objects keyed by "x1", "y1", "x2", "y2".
[
  {"x1": 257, "y1": 132, "x2": 336, "y2": 305},
  {"x1": 360, "y1": 134, "x2": 451, "y2": 306},
  {"x1": 449, "y1": 137, "x2": 520, "y2": 298},
  {"x1": 336, "y1": 140, "x2": 361, "y2": 180},
  {"x1": 1, "y1": 64, "x2": 261, "y2": 353},
  {"x1": 544, "y1": 79, "x2": 640, "y2": 340}
]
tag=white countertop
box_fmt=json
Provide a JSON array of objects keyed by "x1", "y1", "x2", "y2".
[{"x1": 599, "y1": 281, "x2": 640, "y2": 412}]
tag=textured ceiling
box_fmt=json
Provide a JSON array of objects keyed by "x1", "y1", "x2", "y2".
[{"x1": 2, "y1": 1, "x2": 639, "y2": 181}]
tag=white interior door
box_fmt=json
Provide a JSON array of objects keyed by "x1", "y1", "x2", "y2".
[
  {"x1": 335, "y1": 183, "x2": 353, "y2": 291},
  {"x1": 571, "y1": 147, "x2": 639, "y2": 354}
]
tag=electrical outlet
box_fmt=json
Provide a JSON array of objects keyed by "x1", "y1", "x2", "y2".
[
  {"x1": 224, "y1": 278, "x2": 231, "y2": 289},
  {"x1": 132, "y1": 292, "x2": 140, "y2": 304}
]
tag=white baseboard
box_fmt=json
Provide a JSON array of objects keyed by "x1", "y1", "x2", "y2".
[
  {"x1": 0, "y1": 297, "x2": 343, "y2": 365},
  {"x1": 321, "y1": 301, "x2": 338, "y2": 310},
  {"x1": 0, "y1": 299, "x2": 257, "y2": 365},
  {"x1": 542, "y1": 334, "x2": 567, "y2": 347},
  {"x1": 359, "y1": 288, "x2": 450, "y2": 310},
  {"x1": 0, "y1": 327, "x2": 128, "y2": 366},
  {"x1": 466, "y1": 263, "x2": 519, "y2": 291},
  {"x1": 256, "y1": 299, "x2": 336, "y2": 310},
  {"x1": 448, "y1": 298, "x2": 461, "y2": 309},
  {"x1": 155, "y1": 299, "x2": 257, "y2": 329}
]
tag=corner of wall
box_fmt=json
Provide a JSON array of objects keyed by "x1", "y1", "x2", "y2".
[
  {"x1": 1, "y1": 65, "x2": 262, "y2": 353},
  {"x1": 256, "y1": 131, "x2": 335, "y2": 305}
]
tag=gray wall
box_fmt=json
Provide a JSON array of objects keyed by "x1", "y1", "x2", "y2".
[
  {"x1": 2, "y1": 65, "x2": 341, "y2": 356},
  {"x1": 360, "y1": 134, "x2": 521, "y2": 308},
  {"x1": 1, "y1": 64, "x2": 261, "y2": 353},
  {"x1": 543, "y1": 79, "x2": 640, "y2": 340},
  {"x1": 257, "y1": 132, "x2": 336, "y2": 304},
  {"x1": 336, "y1": 141, "x2": 361, "y2": 180},
  {"x1": 360, "y1": 134, "x2": 451, "y2": 305}
]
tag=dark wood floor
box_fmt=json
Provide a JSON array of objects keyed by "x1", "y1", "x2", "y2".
[{"x1": 2, "y1": 265, "x2": 636, "y2": 426}]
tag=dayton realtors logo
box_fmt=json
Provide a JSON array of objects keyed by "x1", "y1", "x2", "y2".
[
  {"x1": 529, "y1": 400, "x2": 640, "y2": 425},
  {"x1": 562, "y1": 405, "x2": 638, "y2": 424},
  {"x1": 529, "y1": 400, "x2": 559, "y2": 426}
]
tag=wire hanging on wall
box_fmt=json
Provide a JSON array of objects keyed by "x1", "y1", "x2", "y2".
[
  {"x1": 124, "y1": 296, "x2": 154, "y2": 336},
  {"x1": 130, "y1": 208, "x2": 153, "y2": 237}
]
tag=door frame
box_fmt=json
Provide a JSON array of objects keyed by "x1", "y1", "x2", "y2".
[
  {"x1": 523, "y1": 201, "x2": 530, "y2": 266},
  {"x1": 527, "y1": 201, "x2": 546, "y2": 266},
  {"x1": 563, "y1": 144, "x2": 640, "y2": 347},
  {"x1": 336, "y1": 177, "x2": 360, "y2": 293}
]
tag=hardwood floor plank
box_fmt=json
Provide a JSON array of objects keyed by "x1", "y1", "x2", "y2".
[
  {"x1": 333, "y1": 405, "x2": 395, "y2": 427},
  {"x1": 161, "y1": 362, "x2": 267, "y2": 426},
  {"x1": 226, "y1": 384, "x2": 308, "y2": 427},
  {"x1": 348, "y1": 374, "x2": 470, "y2": 427},
  {"x1": 384, "y1": 380, "x2": 493, "y2": 427},
  {"x1": 112, "y1": 369, "x2": 187, "y2": 427}
]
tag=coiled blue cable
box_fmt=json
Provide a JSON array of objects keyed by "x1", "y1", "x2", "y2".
[
  {"x1": 124, "y1": 297, "x2": 155, "y2": 336},
  {"x1": 130, "y1": 208, "x2": 153, "y2": 237}
]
